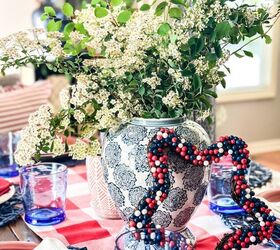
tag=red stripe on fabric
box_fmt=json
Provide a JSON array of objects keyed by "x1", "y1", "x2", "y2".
[
  {"x1": 56, "y1": 220, "x2": 111, "y2": 244},
  {"x1": 196, "y1": 235, "x2": 220, "y2": 250},
  {"x1": 65, "y1": 199, "x2": 80, "y2": 210},
  {"x1": 79, "y1": 172, "x2": 87, "y2": 180}
]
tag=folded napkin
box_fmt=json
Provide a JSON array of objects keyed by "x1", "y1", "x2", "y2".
[
  {"x1": 34, "y1": 238, "x2": 68, "y2": 250},
  {"x1": 0, "y1": 178, "x2": 11, "y2": 196}
]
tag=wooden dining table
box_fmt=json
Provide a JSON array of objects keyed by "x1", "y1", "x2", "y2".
[{"x1": 0, "y1": 151, "x2": 279, "y2": 246}]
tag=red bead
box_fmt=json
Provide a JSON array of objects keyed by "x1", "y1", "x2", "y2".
[
  {"x1": 163, "y1": 168, "x2": 168, "y2": 173},
  {"x1": 146, "y1": 198, "x2": 152, "y2": 203},
  {"x1": 231, "y1": 139, "x2": 236, "y2": 144},
  {"x1": 192, "y1": 160, "x2": 198, "y2": 165},
  {"x1": 247, "y1": 232, "x2": 253, "y2": 237},
  {"x1": 241, "y1": 158, "x2": 247, "y2": 164},
  {"x1": 172, "y1": 137, "x2": 177, "y2": 143},
  {"x1": 162, "y1": 193, "x2": 167, "y2": 198},
  {"x1": 175, "y1": 147, "x2": 181, "y2": 153},
  {"x1": 152, "y1": 172, "x2": 158, "y2": 178},
  {"x1": 241, "y1": 242, "x2": 246, "y2": 248},
  {"x1": 152, "y1": 156, "x2": 158, "y2": 161},
  {"x1": 158, "y1": 179, "x2": 164, "y2": 184},
  {"x1": 214, "y1": 158, "x2": 220, "y2": 163},
  {"x1": 148, "y1": 203, "x2": 155, "y2": 209},
  {"x1": 182, "y1": 146, "x2": 187, "y2": 152},
  {"x1": 223, "y1": 244, "x2": 229, "y2": 250},
  {"x1": 185, "y1": 155, "x2": 190, "y2": 160},
  {"x1": 129, "y1": 221, "x2": 136, "y2": 227},
  {"x1": 203, "y1": 149, "x2": 209, "y2": 155},
  {"x1": 134, "y1": 232, "x2": 140, "y2": 240},
  {"x1": 156, "y1": 168, "x2": 162, "y2": 173},
  {"x1": 214, "y1": 149, "x2": 219, "y2": 154},
  {"x1": 245, "y1": 237, "x2": 250, "y2": 243},
  {"x1": 158, "y1": 173, "x2": 164, "y2": 179},
  {"x1": 180, "y1": 151, "x2": 186, "y2": 157},
  {"x1": 236, "y1": 229, "x2": 242, "y2": 236}
]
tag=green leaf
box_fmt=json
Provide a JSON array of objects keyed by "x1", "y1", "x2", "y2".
[
  {"x1": 204, "y1": 90, "x2": 218, "y2": 98},
  {"x1": 140, "y1": 4, "x2": 150, "y2": 11},
  {"x1": 75, "y1": 23, "x2": 87, "y2": 35},
  {"x1": 111, "y1": 0, "x2": 122, "y2": 6},
  {"x1": 64, "y1": 22, "x2": 75, "y2": 36},
  {"x1": 117, "y1": 10, "x2": 132, "y2": 23},
  {"x1": 171, "y1": 0, "x2": 185, "y2": 4},
  {"x1": 40, "y1": 13, "x2": 48, "y2": 21},
  {"x1": 91, "y1": 0, "x2": 100, "y2": 5},
  {"x1": 157, "y1": 23, "x2": 171, "y2": 36},
  {"x1": 243, "y1": 50, "x2": 253, "y2": 57},
  {"x1": 95, "y1": 7, "x2": 108, "y2": 18},
  {"x1": 234, "y1": 53, "x2": 244, "y2": 58},
  {"x1": 264, "y1": 35, "x2": 272, "y2": 44},
  {"x1": 192, "y1": 74, "x2": 202, "y2": 91},
  {"x1": 215, "y1": 21, "x2": 231, "y2": 40},
  {"x1": 139, "y1": 86, "x2": 145, "y2": 96},
  {"x1": 47, "y1": 19, "x2": 62, "y2": 31},
  {"x1": 155, "y1": 2, "x2": 168, "y2": 16},
  {"x1": 44, "y1": 6, "x2": 56, "y2": 16},
  {"x1": 168, "y1": 7, "x2": 183, "y2": 19},
  {"x1": 62, "y1": 3, "x2": 74, "y2": 17}
]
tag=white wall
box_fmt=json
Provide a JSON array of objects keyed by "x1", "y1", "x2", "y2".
[{"x1": 0, "y1": 0, "x2": 38, "y2": 38}]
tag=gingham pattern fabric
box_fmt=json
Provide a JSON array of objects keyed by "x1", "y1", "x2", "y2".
[{"x1": 16, "y1": 164, "x2": 271, "y2": 250}]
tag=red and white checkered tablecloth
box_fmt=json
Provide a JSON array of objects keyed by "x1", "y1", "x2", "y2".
[{"x1": 14, "y1": 164, "x2": 270, "y2": 250}]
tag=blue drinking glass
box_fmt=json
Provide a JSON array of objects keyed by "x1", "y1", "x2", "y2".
[
  {"x1": 208, "y1": 156, "x2": 245, "y2": 215},
  {"x1": 19, "y1": 163, "x2": 67, "y2": 226},
  {"x1": 0, "y1": 132, "x2": 20, "y2": 177}
]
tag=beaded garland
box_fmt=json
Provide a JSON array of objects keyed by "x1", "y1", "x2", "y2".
[{"x1": 128, "y1": 128, "x2": 277, "y2": 249}]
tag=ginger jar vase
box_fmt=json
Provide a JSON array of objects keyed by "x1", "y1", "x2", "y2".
[{"x1": 102, "y1": 118, "x2": 211, "y2": 236}]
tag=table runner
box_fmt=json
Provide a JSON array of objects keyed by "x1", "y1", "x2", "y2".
[{"x1": 14, "y1": 164, "x2": 271, "y2": 250}]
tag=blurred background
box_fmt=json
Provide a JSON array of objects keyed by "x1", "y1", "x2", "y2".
[{"x1": 0, "y1": 0, "x2": 279, "y2": 155}]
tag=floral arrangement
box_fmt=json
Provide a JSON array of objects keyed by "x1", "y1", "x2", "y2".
[{"x1": 0, "y1": 0, "x2": 278, "y2": 165}]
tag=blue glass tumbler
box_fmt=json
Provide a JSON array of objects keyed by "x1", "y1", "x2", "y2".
[
  {"x1": 208, "y1": 156, "x2": 245, "y2": 214},
  {"x1": 0, "y1": 132, "x2": 20, "y2": 177},
  {"x1": 19, "y1": 163, "x2": 67, "y2": 226}
]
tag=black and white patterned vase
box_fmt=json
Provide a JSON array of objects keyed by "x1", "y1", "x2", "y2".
[{"x1": 102, "y1": 117, "x2": 210, "y2": 232}]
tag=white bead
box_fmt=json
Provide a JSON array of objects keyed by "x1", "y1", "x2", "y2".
[
  {"x1": 246, "y1": 188, "x2": 251, "y2": 193},
  {"x1": 134, "y1": 210, "x2": 141, "y2": 217},
  {"x1": 151, "y1": 167, "x2": 156, "y2": 173},
  {"x1": 140, "y1": 232, "x2": 145, "y2": 239},
  {"x1": 228, "y1": 149, "x2": 233, "y2": 155},
  {"x1": 232, "y1": 167, "x2": 237, "y2": 171},
  {"x1": 232, "y1": 248, "x2": 236, "y2": 250},
  {"x1": 150, "y1": 232, "x2": 156, "y2": 240},
  {"x1": 157, "y1": 201, "x2": 162, "y2": 205},
  {"x1": 142, "y1": 209, "x2": 147, "y2": 215},
  {"x1": 217, "y1": 142, "x2": 223, "y2": 148},
  {"x1": 137, "y1": 222, "x2": 143, "y2": 229},
  {"x1": 156, "y1": 225, "x2": 161, "y2": 229},
  {"x1": 260, "y1": 221, "x2": 265, "y2": 227},
  {"x1": 155, "y1": 196, "x2": 160, "y2": 201},
  {"x1": 262, "y1": 239, "x2": 268, "y2": 244},
  {"x1": 269, "y1": 211, "x2": 274, "y2": 216},
  {"x1": 178, "y1": 143, "x2": 183, "y2": 148},
  {"x1": 157, "y1": 131, "x2": 163, "y2": 136},
  {"x1": 218, "y1": 148, "x2": 224, "y2": 153},
  {"x1": 156, "y1": 191, "x2": 162, "y2": 196},
  {"x1": 181, "y1": 139, "x2": 186, "y2": 143},
  {"x1": 155, "y1": 160, "x2": 161, "y2": 166},
  {"x1": 196, "y1": 155, "x2": 202, "y2": 160},
  {"x1": 245, "y1": 194, "x2": 251, "y2": 199},
  {"x1": 130, "y1": 227, "x2": 136, "y2": 231},
  {"x1": 255, "y1": 212, "x2": 261, "y2": 218},
  {"x1": 203, "y1": 160, "x2": 209, "y2": 166},
  {"x1": 250, "y1": 236, "x2": 256, "y2": 242},
  {"x1": 162, "y1": 133, "x2": 168, "y2": 138},
  {"x1": 258, "y1": 217, "x2": 263, "y2": 221}
]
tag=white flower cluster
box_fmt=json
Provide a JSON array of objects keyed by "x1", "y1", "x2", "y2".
[
  {"x1": 14, "y1": 105, "x2": 54, "y2": 166},
  {"x1": 143, "y1": 73, "x2": 161, "y2": 89},
  {"x1": 162, "y1": 91, "x2": 182, "y2": 108},
  {"x1": 69, "y1": 139, "x2": 100, "y2": 160}
]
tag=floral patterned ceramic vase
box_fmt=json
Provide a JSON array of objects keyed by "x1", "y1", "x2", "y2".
[{"x1": 102, "y1": 118, "x2": 210, "y2": 239}]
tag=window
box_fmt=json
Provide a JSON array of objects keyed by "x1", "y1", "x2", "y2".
[{"x1": 217, "y1": 15, "x2": 279, "y2": 103}]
